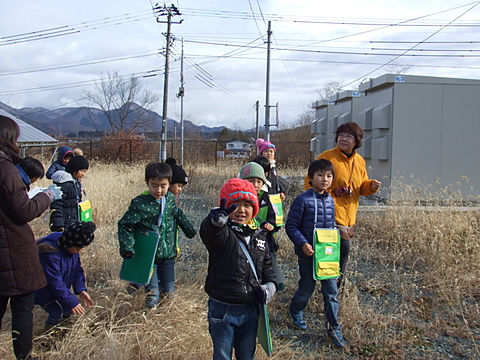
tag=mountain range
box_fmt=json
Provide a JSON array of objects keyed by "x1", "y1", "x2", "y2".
[{"x1": 0, "y1": 102, "x2": 227, "y2": 138}]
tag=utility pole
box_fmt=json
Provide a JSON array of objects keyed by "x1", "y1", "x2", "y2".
[
  {"x1": 255, "y1": 100, "x2": 260, "y2": 141},
  {"x1": 177, "y1": 38, "x2": 185, "y2": 166},
  {"x1": 154, "y1": 4, "x2": 182, "y2": 161},
  {"x1": 264, "y1": 21, "x2": 272, "y2": 141}
]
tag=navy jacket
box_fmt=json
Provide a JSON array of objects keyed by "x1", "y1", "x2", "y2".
[
  {"x1": 46, "y1": 146, "x2": 73, "y2": 179},
  {"x1": 35, "y1": 232, "x2": 87, "y2": 310},
  {"x1": 286, "y1": 188, "x2": 335, "y2": 259}
]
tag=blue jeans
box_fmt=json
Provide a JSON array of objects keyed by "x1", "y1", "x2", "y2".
[
  {"x1": 146, "y1": 258, "x2": 176, "y2": 300},
  {"x1": 42, "y1": 300, "x2": 72, "y2": 326},
  {"x1": 208, "y1": 298, "x2": 259, "y2": 360},
  {"x1": 289, "y1": 257, "x2": 340, "y2": 329}
]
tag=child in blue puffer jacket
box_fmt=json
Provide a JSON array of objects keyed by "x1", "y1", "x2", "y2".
[{"x1": 35, "y1": 221, "x2": 96, "y2": 330}]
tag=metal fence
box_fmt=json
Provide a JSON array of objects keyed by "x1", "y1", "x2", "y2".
[{"x1": 28, "y1": 139, "x2": 314, "y2": 167}]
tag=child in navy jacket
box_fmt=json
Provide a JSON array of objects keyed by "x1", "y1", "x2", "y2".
[
  {"x1": 286, "y1": 159, "x2": 347, "y2": 348},
  {"x1": 35, "y1": 221, "x2": 96, "y2": 330}
]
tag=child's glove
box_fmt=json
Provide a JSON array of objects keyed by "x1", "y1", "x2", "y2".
[
  {"x1": 122, "y1": 251, "x2": 134, "y2": 259},
  {"x1": 209, "y1": 198, "x2": 237, "y2": 227},
  {"x1": 256, "y1": 282, "x2": 276, "y2": 304},
  {"x1": 43, "y1": 185, "x2": 63, "y2": 202}
]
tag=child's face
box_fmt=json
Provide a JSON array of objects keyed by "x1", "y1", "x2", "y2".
[
  {"x1": 74, "y1": 169, "x2": 87, "y2": 180},
  {"x1": 30, "y1": 177, "x2": 39, "y2": 184},
  {"x1": 228, "y1": 199, "x2": 254, "y2": 225},
  {"x1": 146, "y1": 177, "x2": 170, "y2": 199},
  {"x1": 169, "y1": 183, "x2": 184, "y2": 196},
  {"x1": 262, "y1": 148, "x2": 275, "y2": 162},
  {"x1": 66, "y1": 246, "x2": 83, "y2": 254},
  {"x1": 310, "y1": 170, "x2": 334, "y2": 193},
  {"x1": 245, "y1": 177, "x2": 264, "y2": 194}
]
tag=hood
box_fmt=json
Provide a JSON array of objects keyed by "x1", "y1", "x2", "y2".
[
  {"x1": 56, "y1": 146, "x2": 73, "y2": 165},
  {"x1": 15, "y1": 164, "x2": 31, "y2": 189},
  {"x1": 52, "y1": 170, "x2": 75, "y2": 183},
  {"x1": 37, "y1": 232, "x2": 62, "y2": 254},
  {"x1": 0, "y1": 149, "x2": 21, "y2": 165}
]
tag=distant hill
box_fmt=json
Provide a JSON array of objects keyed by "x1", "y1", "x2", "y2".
[{"x1": 0, "y1": 102, "x2": 227, "y2": 138}]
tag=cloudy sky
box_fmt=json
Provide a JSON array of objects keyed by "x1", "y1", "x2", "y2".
[{"x1": 1, "y1": 0, "x2": 480, "y2": 130}]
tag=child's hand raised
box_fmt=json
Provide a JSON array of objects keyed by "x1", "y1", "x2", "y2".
[
  {"x1": 261, "y1": 222, "x2": 274, "y2": 232},
  {"x1": 210, "y1": 198, "x2": 237, "y2": 227}
]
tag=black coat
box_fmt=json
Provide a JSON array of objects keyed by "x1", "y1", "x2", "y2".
[
  {"x1": 200, "y1": 216, "x2": 276, "y2": 305},
  {"x1": 50, "y1": 171, "x2": 83, "y2": 231}
]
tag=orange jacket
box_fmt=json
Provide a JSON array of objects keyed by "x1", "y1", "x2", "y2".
[{"x1": 304, "y1": 146, "x2": 378, "y2": 227}]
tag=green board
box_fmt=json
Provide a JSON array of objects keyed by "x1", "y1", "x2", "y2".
[
  {"x1": 78, "y1": 199, "x2": 92, "y2": 222},
  {"x1": 257, "y1": 303, "x2": 273, "y2": 356},
  {"x1": 120, "y1": 230, "x2": 159, "y2": 285},
  {"x1": 313, "y1": 228, "x2": 340, "y2": 280}
]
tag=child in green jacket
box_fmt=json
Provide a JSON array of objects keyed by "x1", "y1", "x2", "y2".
[{"x1": 118, "y1": 162, "x2": 196, "y2": 308}]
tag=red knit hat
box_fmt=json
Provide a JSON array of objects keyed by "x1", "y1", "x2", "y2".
[{"x1": 219, "y1": 178, "x2": 259, "y2": 217}]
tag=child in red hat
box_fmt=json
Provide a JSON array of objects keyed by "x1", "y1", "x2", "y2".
[{"x1": 200, "y1": 178, "x2": 277, "y2": 360}]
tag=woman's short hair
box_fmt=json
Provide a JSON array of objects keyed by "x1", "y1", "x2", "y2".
[{"x1": 335, "y1": 122, "x2": 364, "y2": 150}]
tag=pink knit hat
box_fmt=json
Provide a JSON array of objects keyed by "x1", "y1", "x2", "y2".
[
  {"x1": 219, "y1": 178, "x2": 259, "y2": 217},
  {"x1": 256, "y1": 138, "x2": 276, "y2": 155}
]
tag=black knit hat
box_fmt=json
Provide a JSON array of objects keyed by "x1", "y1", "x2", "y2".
[
  {"x1": 65, "y1": 155, "x2": 89, "y2": 174},
  {"x1": 165, "y1": 158, "x2": 188, "y2": 185},
  {"x1": 58, "y1": 221, "x2": 96, "y2": 249}
]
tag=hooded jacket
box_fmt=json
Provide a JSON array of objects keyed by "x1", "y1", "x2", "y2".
[
  {"x1": 35, "y1": 232, "x2": 86, "y2": 310},
  {"x1": 49, "y1": 170, "x2": 84, "y2": 231},
  {"x1": 46, "y1": 146, "x2": 73, "y2": 179},
  {"x1": 0, "y1": 150, "x2": 50, "y2": 296}
]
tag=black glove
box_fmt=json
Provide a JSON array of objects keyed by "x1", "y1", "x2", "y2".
[
  {"x1": 123, "y1": 251, "x2": 134, "y2": 259},
  {"x1": 210, "y1": 198, "x2": 237, "y2": 227}
]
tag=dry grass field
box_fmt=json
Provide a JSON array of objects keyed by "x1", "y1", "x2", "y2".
[{"x1": 1, "y1": 160, "x2": 480, "y2": 359}]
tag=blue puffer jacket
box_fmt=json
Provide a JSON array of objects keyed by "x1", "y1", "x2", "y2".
[
  {"x1": 286, "y1": 188, "x2": 335, "y2": 259},
  {"x1": 35, "y1": 232, "x2": 86, "y2": 310}
]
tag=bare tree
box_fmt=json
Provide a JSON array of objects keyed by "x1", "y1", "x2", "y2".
[
  {"x1": 316, "y1": 79, "x2": 345, "y2": 100},
  {"x1": 84, "y1": 71, "x2": 159, "y2": 135},
  {"x1": 384, "y1": 60, "x2": 413, "y2": 74}
]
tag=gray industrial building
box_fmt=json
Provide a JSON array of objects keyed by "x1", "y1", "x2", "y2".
[{"x1": 310, "y1": 74, "x2": 480, "y2": 200}]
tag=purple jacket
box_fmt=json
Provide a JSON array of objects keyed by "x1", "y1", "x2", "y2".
[{"x1": 35, "y1": 232, "x2": 87, "y2": 310}]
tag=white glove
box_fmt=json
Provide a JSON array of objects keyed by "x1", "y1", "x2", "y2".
[{"x1": 260, "y1": 282, "x2": 276, "y2": 304}]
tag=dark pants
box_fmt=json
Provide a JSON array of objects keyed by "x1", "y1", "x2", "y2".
[{"x1": 0, "y1": 292, "x2": 35, "y2": 360}]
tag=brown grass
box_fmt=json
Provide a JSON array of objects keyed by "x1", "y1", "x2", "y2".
[{"x1": 1, "y1": 161, "x2": 480, "y2": 359}]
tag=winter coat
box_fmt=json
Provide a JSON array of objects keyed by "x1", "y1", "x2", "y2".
[
  {"x1": 304, "y1": 146, "x2": 378, "y2": 227},
  {"x1": 200, "y1": 217, "x2": 276, "y2": 305},
  {"x1": 49, "y1": 171, "x2": 84, "y2": 231},
  {"x1": 46, "y1": 146, "x2": 73, "y2": 179},
  {"x1": 0, "y1": 150, "x2": 50, "y2": 296},
  {"x1": 266, "y1": 162, "x2": 286, "y2": 195},
  {"x1": 286, "y1": 188, "x2": 335, "y2": 259},
  {"x1": 118, "y1": 191, "x2": 196, "y2": 262},
  {"x1": 35, "y1": 232, "x2": 86, "y2": 310}
]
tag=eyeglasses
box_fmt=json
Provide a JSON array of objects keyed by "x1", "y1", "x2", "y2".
[{"x1": 338, "y1": 133, "x2": 355, "y2": 140}]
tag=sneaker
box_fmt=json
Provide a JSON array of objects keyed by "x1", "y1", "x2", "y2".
[
  {"x1": 145, "y1": 296, "x2": 158, "y2": 309},
  {"x1": 326, "y1": 325, "x2": 347, "y2": 348},
  {"x1": 286, "y1": 308, "x2": 307, "y2": 330}
]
